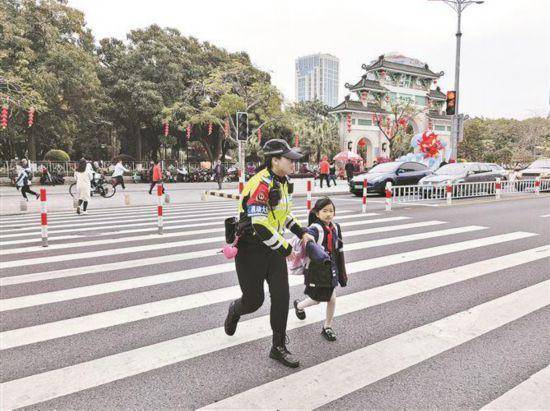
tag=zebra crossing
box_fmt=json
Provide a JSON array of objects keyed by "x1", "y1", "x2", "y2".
[{"x1": 1, "y1": 199, "x2": 549, "y2": 409}]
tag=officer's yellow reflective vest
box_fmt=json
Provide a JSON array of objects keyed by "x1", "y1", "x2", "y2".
[{"x1": 238, "y1": 168, "x2": 304, "y2": 256}]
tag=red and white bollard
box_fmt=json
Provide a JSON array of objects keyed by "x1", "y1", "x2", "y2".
[
  {"x1": 362, "y1": 178, "x2": 367, "y2": 213},
  {"x1": 238, "y1": 169, "x2": 244, "y2": 195},
  {"x1": 306, "y1": 180, "x2": 312, "y2": 211},
  {"x1": 385, "y1": 181, "x2": 392, "y2": 211},
  {"x1": 534, "y1": 177, "x2": 541, "y2": 196},
  {"x1": 446, "y1": 180, "x2": 452, "y2": 205},
  {"x1": 495, "y1": 178, "x2": 502, "y2": 200},
  {"x1": 157, "y1": 184, "x2": 164, "y2": 235},
  {"x1": 40, "y1": 188, "x2": 48, "y2": 247}
]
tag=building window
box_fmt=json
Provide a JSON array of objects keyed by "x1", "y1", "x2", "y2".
[
  {"x1": 358, "y1": 119, "x2": 372, "y2": 126},
  {"x1": 434, "y1": 125, "x2": 446, "y2": 131},
  {"x1": 447, "y1": 126, "x2": 452, "y2": 131}
]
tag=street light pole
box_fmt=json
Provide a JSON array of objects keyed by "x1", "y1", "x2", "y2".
[{"x1": 430, "y1": 0, "x2": 484, "y2": 161}]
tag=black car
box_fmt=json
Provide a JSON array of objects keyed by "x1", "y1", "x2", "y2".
[{"x1": 350, "y1": 161, "x2": 432, "y2": 196}]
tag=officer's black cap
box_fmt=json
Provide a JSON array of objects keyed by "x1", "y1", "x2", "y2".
[{"x1": 262, "y1": 139, "x2": 303, "y2": 161}]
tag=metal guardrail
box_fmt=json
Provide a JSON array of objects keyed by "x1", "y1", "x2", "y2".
[{"x1": 388, "y1": 178, "x2": 548, "y2": 207}]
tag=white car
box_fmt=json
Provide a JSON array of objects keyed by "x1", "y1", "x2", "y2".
[{"x1": 517, "y1": 158, "x2": 550, "y2": 179}]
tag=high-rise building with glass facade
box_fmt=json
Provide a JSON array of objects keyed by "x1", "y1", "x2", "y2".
[{"x1": 295, "y1": 53, "x2": 339, "y2": 107}]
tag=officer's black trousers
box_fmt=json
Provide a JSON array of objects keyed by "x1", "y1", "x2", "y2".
[{"x1": 233, "y1": 242, "x2": 289, "y2": 339}]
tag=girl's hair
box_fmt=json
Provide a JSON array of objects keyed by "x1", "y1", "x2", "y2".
[
  {"x1": 308, "y1": 197, "x2": 336, "y2": 226},
  {"x1": 258, "y1": 155, "x2": 281, "y2": 172},
  {"x1": 76, "y1": 158, "x2": 87, "y2": 173}
]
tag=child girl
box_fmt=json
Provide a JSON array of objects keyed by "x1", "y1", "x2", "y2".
[{"x1": 293, "y1": 197, "x2": 347, "y2": 341}]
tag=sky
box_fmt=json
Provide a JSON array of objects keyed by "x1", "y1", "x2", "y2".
[{"x1": 69, "y1": 0, "x2": 550, "y2": 120}]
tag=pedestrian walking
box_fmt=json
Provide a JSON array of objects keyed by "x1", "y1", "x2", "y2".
[
  {"x1": 15, "y1": 159, "x2": 39, "y2": 201},
  {"x1": 328, "y1": 160, "x2": 337, "y2": 186},
  {"x1": 148, "y1": 160, "x2": 164, "y2": 194},
  {"x1": 345, "y1": 160, "x2": 355, "y2": 182},
  {"x1": 74, "y1": 158, "x2": 92, "y2": 214},
  {"x1": 293, "y1": 197, "x2": 347, "y2": 341},
  {"x1": 224, "y1": 139, "x2": 315, "y2": 368},
  {"x1": 319, "y1": 156, "x2": 331, "y2": 188},
  {"x1": 214, "y1": 160, "x2": 224, "y2": 190},
  {"x1": 111, "y1": 160, "x2": 128, "y2": 190}
]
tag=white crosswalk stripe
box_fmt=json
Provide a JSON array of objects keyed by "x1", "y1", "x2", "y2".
[{"x1": 0, "y1": 200, "x2": 547, "y2": 409}]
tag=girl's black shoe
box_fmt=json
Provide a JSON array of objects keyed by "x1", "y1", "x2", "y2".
[
  {"x1": 293, "y1": 300, "x2": 306, "y2": 320},
  {"x1": 321, "y1": 327, "x2": 337, "y2": 341}
]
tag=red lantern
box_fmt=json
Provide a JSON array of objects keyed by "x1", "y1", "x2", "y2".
[
  {"x1": 294, "y1": 133, "x2": 299, "y2": 147},
  {"x1": 208, "y1": 122, "x2": 213, "y2": 135},
  {"x1": 224, "y1": 119, "x2": 229, "y2": 138},
  {"x1": 358, "y1": 139, "x2": 366, "y2": 148},
  {"x1": 433, "y1": 79, "x2": 438, "y2": 85},
  {"x1": 27, "y1": 107, "x2": 35, "y2": 127},
  {"x1": 163, "y1": 122, "x2": 169, "y2": 137},
  {"x1": 346, "y1": 113, "x2": 352, "y2": 133},
  {"x1": 257, "y1": 127, "x2": 262, "y2": 144},
  {"x1": 186, "y1": 124, "x2": 191, "y2": 140},
  {"x1": 1, "y1": 105, "x2": 8, "y2": 130},
  {"x1": 380, "y1": 70, "x2": 385, "y2": 77}
]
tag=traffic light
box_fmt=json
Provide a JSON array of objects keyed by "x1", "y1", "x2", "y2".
[
  {"x1": 446, "y1": 91, "x2": 456, "y2": 115},
  {"x1": 236, "y1": 112, "x2": 248, "y2": 141}
]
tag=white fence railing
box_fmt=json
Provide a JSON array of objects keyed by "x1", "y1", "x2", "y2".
[{"x1": 386, "y1": 178, "x2": 549, "y2": 209}]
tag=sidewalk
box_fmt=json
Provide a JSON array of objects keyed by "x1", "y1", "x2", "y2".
[{"x1": 0, "y1": 178, "x2": 354, "y2": 216}]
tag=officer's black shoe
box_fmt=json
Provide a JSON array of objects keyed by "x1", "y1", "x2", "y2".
[
  {"x1": 224, "y1": 301, "x2": 240, "y2": 336},
  {"x1": 269, "y1": 345, "x2": 300, "y2": 368},
  {"x1": 270, "y1": 332, "x2": 300, "y2": 368}
]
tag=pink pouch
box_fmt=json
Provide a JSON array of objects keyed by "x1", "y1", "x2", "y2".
[{"x1": 220, "y1": 235, "x2": 239, "y2": 259}]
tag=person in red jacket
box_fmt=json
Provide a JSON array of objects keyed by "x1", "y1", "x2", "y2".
[
  {"x1": 319, "y1": 156, "x2": 331, "y2": 188},
  {"x1": 148, "y1": 160, "x2": 164, "y2": 194}
]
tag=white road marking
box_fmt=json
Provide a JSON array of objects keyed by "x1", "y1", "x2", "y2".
[{"x1": 202, "y1": 280, "x2": 550, "y2": 410}]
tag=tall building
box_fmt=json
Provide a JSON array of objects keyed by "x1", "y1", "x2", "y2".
[{"x1": 295, "y1": 53, "x2": 339, "y2": 107}]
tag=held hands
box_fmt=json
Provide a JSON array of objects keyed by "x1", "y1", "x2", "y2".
[{"x1": 301, "y1": 233, "x2": 315, "y2": 246}]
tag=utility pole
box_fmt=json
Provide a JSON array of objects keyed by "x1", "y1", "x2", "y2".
[{"x1": 429, "y1": 0, "x2": 484, "y2": 160}]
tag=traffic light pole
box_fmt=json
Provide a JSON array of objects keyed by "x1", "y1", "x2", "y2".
[{"x1": 451, "y1": 6, "x2": 462, "y2": 161}]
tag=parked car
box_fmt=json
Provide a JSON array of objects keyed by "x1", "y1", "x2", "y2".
[
  {"x1": 488, "y1": 163, "x2": 510, "y2": 180},
  {"x1": 516, "y1": 158, "x2": 550, "y2": 179},
  {"x1": 419, "y1": 162, "x2": 501, "y2": 197},
  {"x1": 349, "y1": 161, "x2": 431, "y2": 196}
]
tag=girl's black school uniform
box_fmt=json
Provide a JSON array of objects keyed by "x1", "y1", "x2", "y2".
[{"x1": 304, "y1": 221, "x2": 347, "y2": 302}]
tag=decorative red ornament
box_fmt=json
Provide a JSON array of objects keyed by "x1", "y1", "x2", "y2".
[
  {"x1": 186, "y1": 124, "x2": 191, "y2": 140},
  {"x1": 346, "y1": 113, "x2": 352, "y2": 133},
  {"x1": 358, "y1": 139, "x2": 366, "y2": 148},
  {"x1": 294, "y1": 133, "x2": 299, "y2": 147},
  {"x1": 1, "y1": 105, "x2": 8, "y2": 130},
  {"x1": 208, "y1": 122, "x2": 213, "y2": 136},
  {"x1": 416, "y1": 131, "x2": 443, "y2": 159},
  {"x1": 360, "y1": 91, "x2": 368, "y2": 104},
  {"x1": 163, "y1": 122, "x2": 169, "y2": 137},
  {"x1": 380, "y1": 70, "x2": 386, "y2": 77},
  {"x1": 398, "y1": 118, "x2": 407, "y2": 127},
  {"x1": 428, "y1": 120, "x2": 433, "y2": 130},
  {"x1": 433, "y1": 79, "x2": 438, "y2": 85},
  {"x1": 27, "y1": 107, "x2": 35, "y2": 127},
  {"x1": 257, "y1": 127, "x2": 262, "y2": 144}
]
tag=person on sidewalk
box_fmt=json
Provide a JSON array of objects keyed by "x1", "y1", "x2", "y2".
[
  {"x1": 319, "y1": 156, "x2": 331, "y2": 188},
  {"x1": 328, "y1": 160, "x2": 337, "y2": 187},
  {"x1": 214, "y1": 160, "x2": 224, "y2": 190},
  {"x1": 75, "y1": 158, "x2": 92, "y2": 214},
  {"x1": 15, "y1": 159, "x2": 39, "y2": 201},
  {"x1": 224, "y1": 139, "x2": 315, "y2": 368},
  {"x1": 148, "y1": 160, "x2": 164, "y2": 194},
  {"x1": 112, "y1": 160, "x2": 128, "y2": 190},
  {"x1": 345, "y1": 160, "x2": 355, "y2": 183}
]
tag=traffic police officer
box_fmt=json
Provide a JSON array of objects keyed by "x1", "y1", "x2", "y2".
[{"x1": 224, "y1": 139, "x2": 314, "y2": 368}]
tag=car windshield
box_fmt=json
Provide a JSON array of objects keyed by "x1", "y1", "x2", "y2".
[
  {"x1": 369, "y1": 162, "x2": 399, "y2": 173},
  {"x1": 435, "y1": 164, "x2": 466, "y2": 175},
  {"x1": 528, "y1": 159, "x2": 550, "y2": 169}
]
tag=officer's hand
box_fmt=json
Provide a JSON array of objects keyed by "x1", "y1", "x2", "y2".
[{"x1": 301, "y1": 233, "x2": 315, "y2": 246}]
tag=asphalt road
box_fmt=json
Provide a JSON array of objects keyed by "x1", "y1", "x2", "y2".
[{"x1": 0, "y1": 194, "x2": 549, "y2": 409}]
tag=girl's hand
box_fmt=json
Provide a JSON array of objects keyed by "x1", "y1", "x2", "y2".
[
  {"x1": 301, "y1": 233, "x2": 315, "y2": 246},
  {"x1": 287, "y1": 251, "x2": 300, "y2": 262}
]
